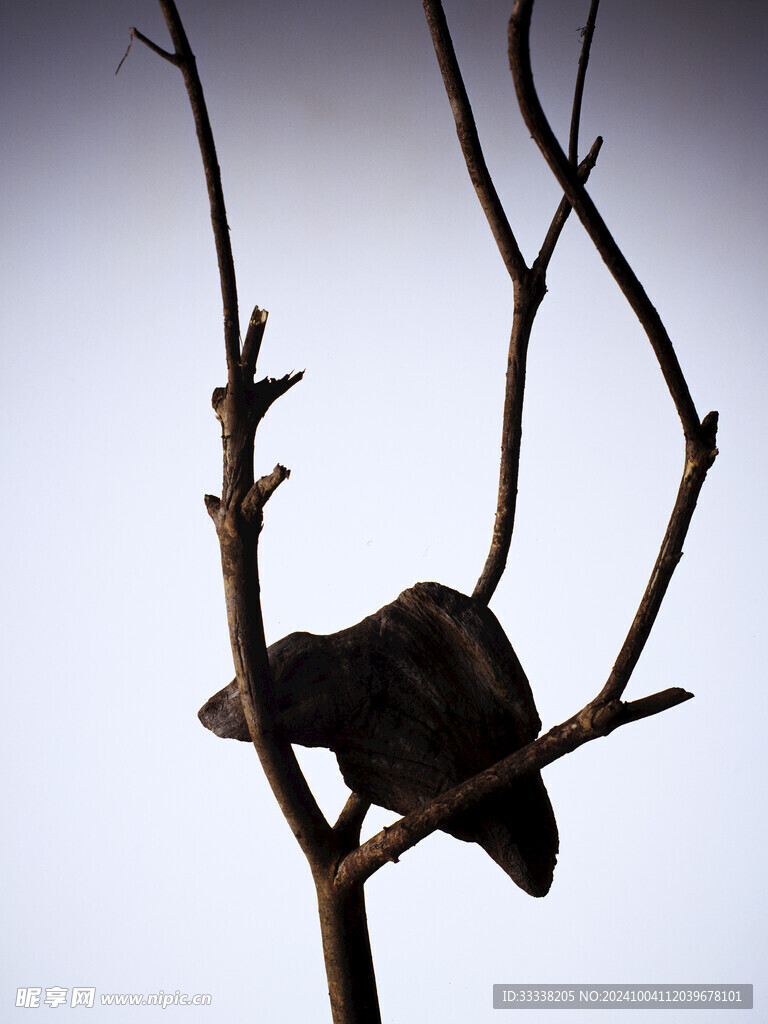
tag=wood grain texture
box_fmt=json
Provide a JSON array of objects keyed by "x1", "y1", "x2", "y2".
[{"x1": 200, "y1": 582, "x2": 558, "y2": 896}]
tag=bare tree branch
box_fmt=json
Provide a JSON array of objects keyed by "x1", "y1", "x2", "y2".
[
  {"x1": 421, "y1": 0, "x2": 527, "y2": 283},
  {"x1": 536, "y1": 134, "x2": 602, "y2": 272},
  {"x1": 472, "y1": 4, "x2": 603, "y2": 604},
  {"x1": 472, "y1": 145, "x2": 600, "y2": 607},
  {"x1": 335, "y1": 0, "x2": 718, "y2": 891},
  {"x1": 137, "y1": 1, "x2": 242, "y2": 394},
  {"x1": 569, "y1": 0, "x2": 600, "y2": 164},
  {"x1": 136, "y1": 1, "x2": 718, "y2": 1016},
  {"x1": 241, "y1": 463, "x2": 292, "y2": 522},
  {"x1": 509, "y1": 0, "x2": 702, "y2": 442},
  {"x1": 472, "y1": 280, "x2": 542, "y2": 605},
  {"x1": 135, "y1": 4, "x2": 385, "y2": 1016},
  {"x1": 127, "y1": 26, "x2": 180, "y2": 67},
  {"x1": 507, "y1": 0, "x2": 718, "y2": 702},
  {"x1": 335, "y1": 684, "x2": 693, "y2": 891},
  {"x1": 136, "y1": 2, "x2": 329, "y2": 866},
  {"x1": 537, "y1": 0, "x2": 601, "y2": 271},
  {"x1": 241, "y1": 305, "x2": 268, "y2": 379},
  {"x1": 596, "y1": 410, "x2": 718, "y2": 703}
]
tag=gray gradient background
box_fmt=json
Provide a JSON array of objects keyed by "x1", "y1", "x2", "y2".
[{"x1": 2, "y1": 1, "x2": 766, "y2": 1021}]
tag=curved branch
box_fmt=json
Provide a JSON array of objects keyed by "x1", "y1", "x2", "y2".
[
  {"x1": 569, "y1": 0, "x2": 600, "y2": 164},
  {"x1": 145, "y1": 0, "x2": 242, "y2": 392},
  {"x1": 596, "y1": 411, "x2": 718, "y2": 703},
  {"x1": 536, "y1": 134, "x2": 602, "y2": 273},
  {"x1": 472, "y1": 279, "x2": 542, "y2": 604},
  {"x1": 508, "y1": 0, "x2": 702, "y2": 442},
  {"x1": 138, "y1": 2, "x2": 330, "y2": 866},
  {"x1": 472, "y1": 142, "x2": 603, "y2": 606},
  {"x1": 421, "y1": 0, "x2": 527, "y2": 283},
  {"x1": 339, "y1": 0, "x2": 717, "y2": 886},
  {"x1": 537, "y1": 0, "x2": 601, "y2": 271},
  {"x1": 335, "y1": 685, "x2": 693, "y2": 891},
  {"x1": 507, "y1": 0, "x2": 718, "y2": 702},
  {"x1": 473, "y1": 8, "x2": 603, "y2": 604}
]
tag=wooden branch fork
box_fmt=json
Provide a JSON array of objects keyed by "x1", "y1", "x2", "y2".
[{"x1": 128, "y1": 2, "x2": 718, "y2": 1021}]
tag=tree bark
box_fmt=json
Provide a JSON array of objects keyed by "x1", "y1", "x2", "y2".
[{"x1": 316, "y1": 877, "x2": 381, "y2": 1024}]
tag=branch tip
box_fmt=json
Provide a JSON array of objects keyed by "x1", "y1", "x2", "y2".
[
  {"x1": 129, "y1": 26, "x2": 180, "y2": 67},
  {"x1": 536, "y1": 134, "x2": 604, "y2": 272},
  {"x1": 204, "y1": 493, "x2": 222, "y2": 525},
  {"x1": 241, "y1": 306, "x2": 269, "y2": 377},
  {"x1": 241, "y1": 464, "x2": 292, "y2": 521},
  {"x1": 422, "y1": 0, "x2": 527, "y2": 283},
  {"x1": 509, "y1": 0, "x2": 702, "y2": 439},
  {"x1": 115, "y1": 35, "x2": 134, "y2": 76},
  {"x1": 700, "y1": 410, "x2": 719, "y2": 449},
  {"x1": 611, "y1": 687, "x2": 695, "y2": 731},
  {"x1": 148, "y1": 0, "x2": 330, "y2": 877},
  {"x1": 584, "y1": 134, "x2": 603, "y2": 168},
  {"x1": 568, "y1": 0, "x2": 600, "y2": 164}
]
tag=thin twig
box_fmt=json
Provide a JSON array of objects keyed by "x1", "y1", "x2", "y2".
[
  {"x1": 341, "y1": 0, "x2": 717, "y2": 888},
  {"x1": 473, "y1": 3, "x2": 603, "y2": 604},
  {"x1": 127, "y1": 27, "x2": 180, "y2": 67},
  {"x1": 569, "y1": 0, "x2": 600, "y2": 164},
  {"x1": 421, "y1": 0, "x2": 527, "y2": 283},
  {"x1": 538, "y1": 3, "x2": 604, "y2": 273},
  {"x1": 115, "y1": 37, "x2": 134, "y2": 76},
  {"x1": 241, "y1": 306, "x2": 268, "y2": 378},
  {"x1": 472, "y1": 282, "x2": 542, "y2": 604},
  {"x1": 472, "y1": 138, "x2": 601, "y2": 604},
  {"x1": 508, "y1": 0, "x2": 718, "y2": 701},
  {"x1": 509, "y1": 0, "x2": 702, "y2": 441},
  {"x1": 595, "y1": 411, "x2": 718, "y2": 703},
  {"x1": 536, "y1": 135, "x2": 602, "y2": 272},
  {"x1": 143, "y1": 0, "x2": 242, "y2": 393}
]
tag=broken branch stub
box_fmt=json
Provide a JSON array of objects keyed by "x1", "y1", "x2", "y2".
[{"x1": 199, "y1": 581, "x2": 558, "y2": 897}]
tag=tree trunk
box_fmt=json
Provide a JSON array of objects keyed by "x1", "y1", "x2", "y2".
[{"x1": 315, "y1": 875, "x2": 381, "y2": 1024}]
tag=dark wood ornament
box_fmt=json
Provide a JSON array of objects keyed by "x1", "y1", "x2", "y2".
[{"x1": 199, "y1": 582, "x2": 558, "y2": 896}]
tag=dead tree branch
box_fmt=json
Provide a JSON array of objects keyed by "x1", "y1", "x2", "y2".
[
  {"x1": 133, "y1": 1, "x2": 330, "y2": 866},
  {"x1": 508, "y1": 0, "x2": 718, "y2": 701},
  {"x1": 596, "y1": 409, "x2": 718, "y2": 704},
  {"x1": 424, "y1": 0, "x2": 601, "y2": 603},
  {"x1": 569, "y1": 0, "x2": 600, "y2": 164},
  {"x1": 509, "y1": 0, "x2": 702, "y2": 443},
  {"x1": 133, "y1": 5, "x2": 386, "y2": 1019},
  {"x1": 536, "y1": 134, "x2": 602, "y2": 272},
  {"x1": 336, "y1": 685, "x2": 693, "y2": 890},
  {"x1": 334, "y1": 0, "x2": 718, "y2": 893},
  {"x1": 133, "y1": 2, "x2": 240, "y2": 392},
  {"x1": 421, "y1": 0, "x2": 526, "y2": 283}
]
